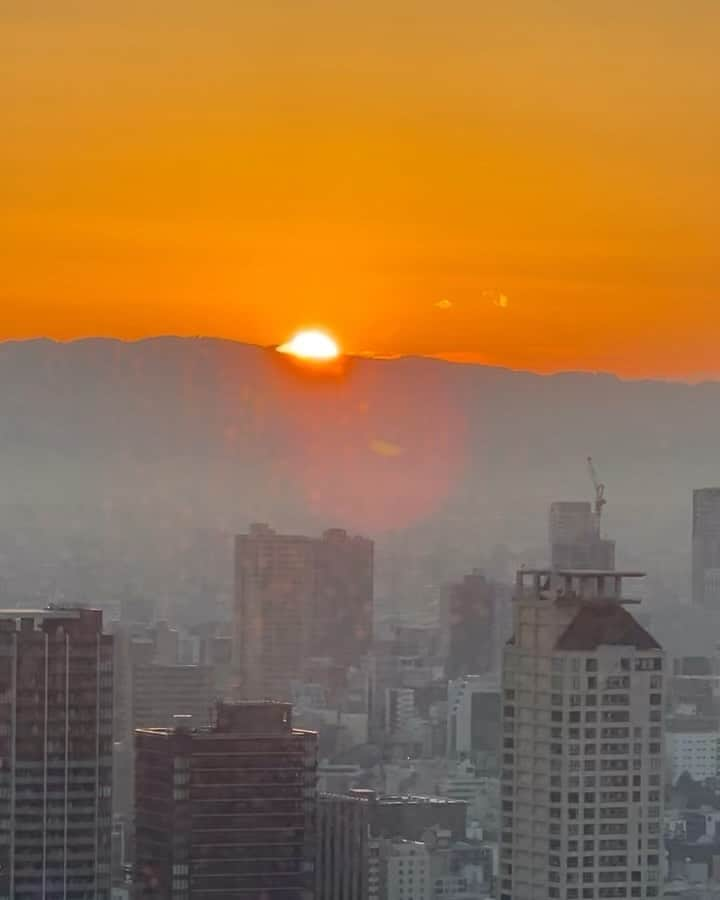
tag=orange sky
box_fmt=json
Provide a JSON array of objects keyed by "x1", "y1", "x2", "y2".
[{"x1": 3, "y1": 0, "x2": 720, "y2": 378}]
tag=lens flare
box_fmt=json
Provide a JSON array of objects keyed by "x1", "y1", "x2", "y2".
[{"x1": 277, "y1": 330, "x2": 340, "y2": 360}]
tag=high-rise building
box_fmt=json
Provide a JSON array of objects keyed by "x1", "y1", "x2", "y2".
[
  {"x1": 234, "y1": 523, "x2": 373, "y2": 699},
  {"x1": 499, "y1": 569, "x2": 665, "y2": 900},
  {"x1": 135, "y1": 700, "x2": 318, "y2": 899},
  {"x1": 0, "y1": 607, "x2": 114, "y2": 899},
  {"x1": 692, "y1": 488, "x2": 720, "y2": 607},
  {"x1": 441, "y1": 570, "x2": 497, "y2": 679},
  {"x1": 549, "y1": 502, "x2": 615, "y2": 571}
]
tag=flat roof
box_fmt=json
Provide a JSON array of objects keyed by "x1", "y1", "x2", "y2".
[
  {"x1": 0, "y1": 607, "x2": 87, "y2": 618},
  {"x1": 519, "y1": 569, "x2": 645, "y2": 578}
]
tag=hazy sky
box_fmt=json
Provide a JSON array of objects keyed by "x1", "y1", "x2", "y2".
[{"x1": 4, "y1": 1, "x2": 719, "y2": 377}]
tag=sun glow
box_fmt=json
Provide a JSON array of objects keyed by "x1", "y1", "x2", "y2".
[{"x1": 277, "y1": 329, "x2": 340, "y2": 360}]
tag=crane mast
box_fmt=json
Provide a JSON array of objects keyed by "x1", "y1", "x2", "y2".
[{"x1": 586, "y1": 456, "x2": 606, "y2": 529}]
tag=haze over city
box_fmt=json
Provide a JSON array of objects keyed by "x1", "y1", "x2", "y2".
[{"x1": 4, "y1": 1, "x2": 720, "y2": 899}]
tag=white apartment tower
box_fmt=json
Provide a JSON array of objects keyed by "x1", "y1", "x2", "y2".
[{"x1": 499, "y1": 569, "x2": 664, "y2": 900}]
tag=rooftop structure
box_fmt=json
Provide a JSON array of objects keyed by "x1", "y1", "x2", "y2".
[{"x1": 500, "y1": 568, "x2": 665, "y2": 900}]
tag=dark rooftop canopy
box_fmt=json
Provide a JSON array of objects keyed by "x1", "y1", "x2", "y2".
[{"x1": 556, "y1": 601, "x2": 661, "y2": 652}]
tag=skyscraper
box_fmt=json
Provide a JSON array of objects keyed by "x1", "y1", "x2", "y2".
[
  {"x1": 234, "y1": 524, "x2": 373, "y2": 699},
  {"x1": 0, "y1": 607, "x2": 114, "y2": 899},
  {"x1": 549, "y1": 502, "x2": 615, "y2": 571},
  {"x1": 135, "y1": 700, "x2": 318, "y2": 899},
  {"x1": 499, "y1": 569, "x2": 664, "y2": 900},
  {"x1": 692, "y1": 488, "x2": 720, "y2": 607}
]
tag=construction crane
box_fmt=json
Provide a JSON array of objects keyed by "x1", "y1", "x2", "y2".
[{"x1": 587, "y1": 456, "x2": 607, "y2": 527}]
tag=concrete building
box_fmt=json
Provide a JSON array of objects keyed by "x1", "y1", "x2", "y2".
[
  {"x1": 447, "y1": 674, "x2": 501, "y2": 769},
  {"x1": 550, "y1": 502, "x2": 615, "y2": 571},
  {"x1": 499, "y1": 569, "x2": 665, "y2": 900},
  {"x1": 0, "y1": 607, "x2": 114, "y2": 899},
  {"x1": 368, "y1": 826, "x2": 492, "y2": 900},
  {"x1": 442, "y1": 571, "x2": 498, "y2": 679},
  {"x1": 693, "y1": 489, "x2": 720, "y2": 607},
  {"x1": 381, "y1": 838, "x2": 432, "y2": 900},
  {"x1": 135, "y1": 700, "x2": 318, "y2": 899},
  {"x1": 133, "y1": 664, "x2": 216, "y2": 729},
  {"x1": 315, "y1": 791, "x2": 467, "y2": 900},
  {"x1": 234, "y1": 523, "x2": 373, "y2": 700},
  {"x1": 667, "y1": 718, "x2": 720, "y2": 784},
  {"x1": 440, "y1": 758, "x2": 500, "y2": 835}
]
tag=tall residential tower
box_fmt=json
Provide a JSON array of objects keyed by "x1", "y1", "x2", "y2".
[
  {"x1": 234, "y1": 524, "x2": 373, "y2": 700},
  {"x1": 499, "y1": 569, "x2": 664, "y2": 900}
]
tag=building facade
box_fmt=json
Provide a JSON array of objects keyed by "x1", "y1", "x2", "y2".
[
  {"x1": 549, "y1": 503, "x2": 615, "y2": 571},
  {"x1": 693, "y1": 488, "x2": 720, "y2": 607},
  {"x1": 315, "y1": 790, "x2": 467, "y2": 900},
  {"x1": 135, "y1": 700, "x2": 318, "y2": 899},
  {"x1": 0, "y1": 607, "x2": 114, "y2": 899},
  {"x1": 234, "y1": 524, "x2": 373, "y2": 700},
  {"x1": 500, "y1": 569, "x2": 665, "y2": 900},
  {"x1": 442, "y1": 571, "x2": 498, "y2": 679},
  {"x1": 666, "y1": 719, "x2": 720, "y2": 784},
  {"x1": 133, "y1": 664, "x2": 216, "y2": 729},
  {"x1": 447, "y1": 673, "x2": 501, "y2": 769}
]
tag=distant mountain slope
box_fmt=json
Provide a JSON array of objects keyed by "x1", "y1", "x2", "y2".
[{"x1": 0, "y1": 337, "x2": 714, "y2": 605}]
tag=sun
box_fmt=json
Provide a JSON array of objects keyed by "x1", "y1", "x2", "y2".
[{"x1": 277, "y1": 329, "x2": 340, "y2": 360}]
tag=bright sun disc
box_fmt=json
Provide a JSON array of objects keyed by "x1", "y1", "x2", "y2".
[{"x1": 277, "y1": 330, "x2": 340, "y2": 360}]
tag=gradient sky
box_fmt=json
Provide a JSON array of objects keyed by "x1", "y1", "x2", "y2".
[{"x1": 4, "y1": 0, "x2": 720, "y2": 378}]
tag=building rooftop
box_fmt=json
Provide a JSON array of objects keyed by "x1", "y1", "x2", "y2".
[
  {"x1": 555, "y1": 601, "x2": 661, "y2": 652},
  {"x1": 0, "y1": 607, "x2": 87, "y2": 618}
]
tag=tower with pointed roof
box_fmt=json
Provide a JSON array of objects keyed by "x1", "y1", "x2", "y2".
[{"x1": 499, "y1": 569, "x2": 664, "y2": 900}]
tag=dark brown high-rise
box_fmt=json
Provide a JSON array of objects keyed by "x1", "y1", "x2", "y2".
[
  {"x1": 135, "y1": 701, "x2": 318, "y2": 899},
  {"x1": 234, "y1": 524, "x2": 373, "y2": 699},
  {"x1": 0, "y1": 607, "x2": 114, "y2": 900}
]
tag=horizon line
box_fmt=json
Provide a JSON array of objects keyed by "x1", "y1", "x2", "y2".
[{"x1": 0, "y1": 334, "x2": 716, "y2": 386}]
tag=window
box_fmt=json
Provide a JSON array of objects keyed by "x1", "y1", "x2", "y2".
[
  {"x1": 586, "y1": 659, "x2": 598, "y2": 672},
  {"x1": 649, "y1": 694, "x2": 662, "y2": 706}
]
